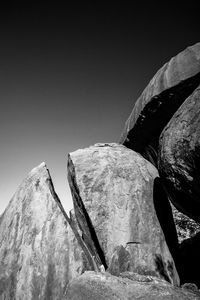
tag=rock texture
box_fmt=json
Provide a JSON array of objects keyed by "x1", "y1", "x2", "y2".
[
  {"x1": 119, "y1": 42, "x2": 200, "y2": 165},
  {"x1": 158, "y1": 85, "x2": 200, "y2": 222},
  {"x1": 68, "y1": 143, "x2": 179, "y2": 285},
  {"x1": 172, "y1": 204, "x2": 200, "y2": 243},
  {"x1": 0, "y1": 163, "x2": 87, "y2": 300},
  {"x1": 64, "y1": 271, "x2": 200, "y2": 300}
]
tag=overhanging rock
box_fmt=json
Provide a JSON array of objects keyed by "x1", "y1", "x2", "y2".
[{"x1": 119, "y1": 42, "x2": 200, "y2": 166}]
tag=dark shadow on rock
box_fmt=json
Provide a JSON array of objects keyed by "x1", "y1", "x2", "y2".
[
  {"x1": 161, "y1": 176, "x2": 200, "y2": 224},
  {"x1": 153, "y1": 177, "x2": 180, "y2": 273},
  {"x1": 68, "y1": 155, "x2": 108, "y2": 271},
  {"x1": 123, "y1": 72, "x2": 200, "y2": 159},
  {"x1": 179, "y1": 231, "x2": 200, "y2": 287}
]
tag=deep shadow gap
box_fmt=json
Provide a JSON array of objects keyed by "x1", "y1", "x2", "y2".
[{"x1": 123, "y1": 72, "x2": 200, "y2": 162}]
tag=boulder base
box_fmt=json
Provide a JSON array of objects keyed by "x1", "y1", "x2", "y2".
[{"x1": 64, "y1": 271, "x2": 200, "y2": 300}]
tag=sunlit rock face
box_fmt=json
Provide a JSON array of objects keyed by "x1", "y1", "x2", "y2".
[
  {"x1": 68, "y1": 143, "x2": 179, "y2": 285},
  {"x1": 0, "y1": 163, "x2": 86, "y2": 300},
  {"x1": 119, "y1": 42, "x2": 200, "y2": 166},
  {"x1": 64, "y1": 271, "x2": 199, "y2": 300},
  {"x1": 158, "y1": 85, "x2": 200, "y2": 222}
]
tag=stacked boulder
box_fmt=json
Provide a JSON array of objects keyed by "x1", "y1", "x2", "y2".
[
  {"x1": 120, "y1": 42, "x2": 200, "y2": 222},
  {"x1": 1, "y1": 42, "x2": 200, "y2": 299},
  {"x1": 119, "y1": 42, "x2": 200, "y2": 287}
]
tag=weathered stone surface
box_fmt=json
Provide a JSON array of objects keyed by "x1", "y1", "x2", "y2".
[
  {"x1": 182, "y1": 283, "x2": 199, "y2": 294},
  {"x1": 172, "y1": 204, "x2": 200, "y2": 243},
  {"x1": 158, "y1": 85, "x2": 200, "y2": 222},
  {"x1": 0, "y1": 163, "x2": 87, "y2": 299},
  {"x1": 68, "y1": 143, "x2": 179, "y2": 285},
  {"x1": 119, "y1": 42, "x2": 200, "y2": 165},
  {"x1": 64, "y1": 271, "x2": 200, "y2": 300}
]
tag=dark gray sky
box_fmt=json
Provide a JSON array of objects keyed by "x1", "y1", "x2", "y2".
[{"x1": 0, "y1": 3, "x2": 200, "y2": 213}]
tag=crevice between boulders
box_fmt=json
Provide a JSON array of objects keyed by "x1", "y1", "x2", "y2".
[
  {"x1": 67, "y1": 155, "x2": 108, "y2": 271},
  {"x1": 153, "y1": 177, "x2": 179, "y2": 261},
  {"x1": 45, "y1": 168, "x2": 102, "y2": 272},
  {"x1": 153, "y1": 178, "x2": 181, "y2": 280}
]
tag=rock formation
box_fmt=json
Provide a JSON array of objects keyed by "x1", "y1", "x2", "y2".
[
  {"x1": 118, "y1": 43, "x2": 200, "y2": 289},
  {"x1": 0, "y1": 163, "x2": 88, "y2": 300},
  {"x1": 2, "y1": 42, "x2": 200, "y2": 299},
  {"x1": 120, "y1": 42, "x2": 200, "y2": 167},
  {"x1": 65, "y1": 271, "x2": 200, "y2": 300},
  {"x1": 158, "y1": 85, "x2": 200, "y2": 222},
  {"x1": 68, "y1": 143, "x2": 179, "y2": 285}
]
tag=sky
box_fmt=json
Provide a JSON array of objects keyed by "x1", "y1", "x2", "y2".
[{"x1": 0, "y1": 3, "x2": 200, "y2": 214}]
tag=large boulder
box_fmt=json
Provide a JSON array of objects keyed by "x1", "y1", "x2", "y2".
[
  {"x1": 158, "y1": 85, "x2": 200, "y2": 222},
  {"x1": 68, "y1": 143, "x2": 179, "y2": 285},
  {"x1": 0, "y1": 163, "x2": 87, "y2": 299},
  {"x1": 119, "y1": 42, "x2": 200, "y2": 166},
  {"x1": 64, "y1": 271, "x2": 200, "y2": 300}
]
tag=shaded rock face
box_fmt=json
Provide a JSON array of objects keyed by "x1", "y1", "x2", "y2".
[
  {"x1": 158, "y1": 85, "x2": 200, "y2": 222},
  {"x1": 119, "y1": 42, "x2": 200, "y2": 166},
  {"x1": 118, "y1": 42, "x2": 200, "y2": 252},
  {"x1": 0, "y1": 163, "x2": 87, "y2": 300},
  {"x1": 68, "y1": 143, "x2": 179, "y2": 285},
  {"x1": 153, "y1": 177, "x2": 179, "y2": 264},
  {"x1": 168, "y1": 203, "x2": 200, "y2": 286},
  {"x1": 64, "y1": 271, "x2": 200, "y2": 300},
  {"x1": 179, "y1": 232, "x2": 200, "y2": 287}
]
